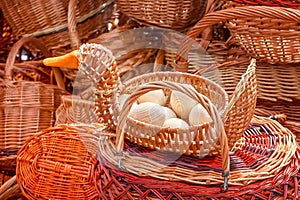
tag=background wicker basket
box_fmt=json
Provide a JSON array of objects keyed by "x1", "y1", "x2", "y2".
[
  {"x1": 115, "y1": 0, "x2": 208, "y2": 30},
  {"x1": 220, "y1": 3, "x2": 300, "y2": 64},
  {"x1": 0, "y1": 0, "x2": 114, "y2": 52},
  {"x1": 0, "y1": 37, "x2": 67, "y2": 172}
]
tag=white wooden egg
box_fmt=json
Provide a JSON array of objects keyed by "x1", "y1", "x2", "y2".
[
  {"x1": 129, "y1": 102, "x2": 167, "y2": 126},
  {"x1": 163, "y1": 118, "x2": 189, "y2": 129},
  {"x1": 137, "y1": 89, "x2": 166, "y2": 106},
  {"x1": 170, "y1": 90, "x2": 197, "y2": 120},
  {"x1": 189, "y1": 104, "x2": 213, "y2": 126},
  {"x1": 162, "y1": 106, "x2": 177, "y2": 119}
]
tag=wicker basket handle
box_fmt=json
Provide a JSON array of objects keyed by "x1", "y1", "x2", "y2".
[
  {"x1": 174, "y1": 5, "x2": 300, "y2": 72},
  {"x1": 4, "y1": 37, "x2": 65, "y2": 90},
  {"x1": 115, "y1": 81, "x2": 230, "y2": 187},
  {"x1": 68, "y1": 0, "x2": 80, "y2": 49}
]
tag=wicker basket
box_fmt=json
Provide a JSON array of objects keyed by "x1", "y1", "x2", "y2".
[
  {"x1": 16, "y1": 124, "x2": 105, "y2": 200},
  {"x1": 96, "y1": 116, "x2": 299, "y2": 198},
  {"x1": 192, "y1": 56, "x2": 300, "y2": 124},
  {"x1": 0, "y1": 0, "x2": 114, "y2": 51},
  {"x1": 217, "y1": 3, "x2": 300, "y2": 64},
  {"x1": 113, "y1": 72, "x2": 229, "y2": 156},
  {"x1": 0, "y1": 37, "x2": 67, "y2": 171},
  {"x1": 115, "y1": 0, "x2": 208, "y2": 30}
]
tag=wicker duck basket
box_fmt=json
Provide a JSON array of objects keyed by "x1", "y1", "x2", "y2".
[
  {"x1": 0, "y1": 0, "x2": 114, "y2": 51},
  {"x1": 95, "y1": 61, "x2": 256, "y2": 193},
  {"x1": 0, "y1": 37, "x2": 67, "y2": 172}
]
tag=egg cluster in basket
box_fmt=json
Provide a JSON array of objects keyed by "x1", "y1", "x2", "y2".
[{"x1": 121, "y1": 88, "x2": 213, "y2": 130}]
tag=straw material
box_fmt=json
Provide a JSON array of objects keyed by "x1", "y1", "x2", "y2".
[
  {"x1": 115, "y1": 0, "x2": 208, "y2": 30},
  {"x1": 98, "y1": 62, "x2": 255, "y2": 190},
  {"x1": 97, "y1": 116, "x2": 299, "y2": 198},
  {"x1": 16, "y1": 124, "x2": 104, "y2": 200},
  {"x1": 97, "y1": 162, "x2": 300, "y2": 199},
  {"x1": 173, "y1": 5, "x2": 300, "y2": 67},
  {"x1": 162, "y1": 0, "x2": 242, "y2": 72},
  {"x1": 220, "y1": 3, "x2": 300, "y2": 64},
  {"x1": 255, "y1": 104, "x2": 300, "y2": 145},
  {"x1": 0, "y1": 0, "x2": 114, "y2": 51},
  {"x1": 0, "y1": 37, "x2": 66, "y2": 171}
]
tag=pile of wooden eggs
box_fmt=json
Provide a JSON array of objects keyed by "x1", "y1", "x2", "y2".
[{"x1": 119, "y1": 87, "x2": 213, "y2": 129}]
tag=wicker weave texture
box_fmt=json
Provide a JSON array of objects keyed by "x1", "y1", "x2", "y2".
[
  {"x1": 55, "y1": 95, "x2": 97, "y2": 125},
  {"x1": 0, "y1": 0, "x2": 113, "y2": 51},
  {"x1": 221, "y1": 3, "x2": 300, "y2": 64},
  {"x1": 88, "y1": 23, "x2": 158, "y2": 75},
  {"x1": 0, "y1": 0, "x2": 107, "y2": 36},
  {"x1": 115, "y1": 0, "x2": 207, "y2": 30},
  {"x1": 77, "y1": 43, "x2": 119, "y2": 130},
  {"x1": 16, "y1": 124, "x2": 101, "y2": 200}
]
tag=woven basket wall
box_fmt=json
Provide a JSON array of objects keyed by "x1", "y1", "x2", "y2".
[{"x1": 0, "y1": 0, "x2": 114, "y2": 51}]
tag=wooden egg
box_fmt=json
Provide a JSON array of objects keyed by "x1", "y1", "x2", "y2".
[
  {"x1": 163, "y1": 118, "x2": 189, "y2": 129},
  {"x1": 189, "y1": 104, "x2": 213, "y2": 126},
  {"x1": 170, "y1": 90, "x2": 197, "y2": 120},
  {"x1": 129, "y1": 102, "x2": 167, "y2": 126},
  {"x1": 137, "y1": 89, "x2": 166, "y2": 106},
  {"x1": 162, "y1": 106, "x2": 177, "y2": 119}
]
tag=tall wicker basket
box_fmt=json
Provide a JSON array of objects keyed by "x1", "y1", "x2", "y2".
[{"x1": 0, "y1": 37, "x2": 67, "y2": 172}]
